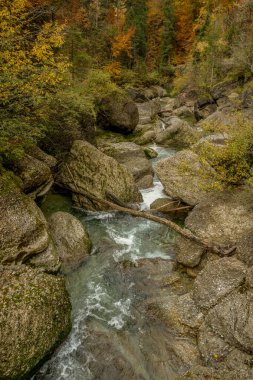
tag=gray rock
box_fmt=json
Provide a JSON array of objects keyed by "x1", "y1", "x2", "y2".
[
  {"x1": 205, "y1": 288, "x2": 253, "y2": 351},
  {"x1": 101, "y1": 142, "x2": 153, "y2": 189},
  {"x1": 137, "y1": 99, "x2": 161, "y2": 125},
  {"x1": 26, "y1": 145, "x2": 57, "y2": 169},
  {"x1": 150, "y1": 197, "x2": 174, "y2": 213},
  {"x1": 175, "y1": 190, "x2": 253, "y2": 269},
  {"x1": 198, "y1": 323, "x2": 232, "y2": 364},
  {"x1": 174, "y1": 88, "x2": 198, "y2": 108},
  {"x1": 237, "y1": 233, "x2": 253, "y2": 266},
  {"x1": 134, "y1": 130, "x2": 156, "y2": 145},
  {"x1": 160, "y1": 97, "x2": 176, "y2": 113},
  {"x1": 172, "y1": 106, "x2": 196, "y2": 122},
  {"x1": 126, "y1": 87, "x2": 147, "y2": 102},
  {"x1": 211, "y1": 79, "x2": 241, "y2": 100},
  {"x1": 13, "y1": 154, "x2": 53, "y2": 197},
  {"x1": 241, "y1": 88, "x2": 253, "y2": 108},
  {"x1": 158, "y1": 292, "x2": 204, "y2": 336},
  {"x1": 195, "y1": 132, "x2": 229, "y2": 148},
  {"x1": 175, "y1": 236, "x2": 204, "y2": 268},
  {"x1": 198, "y1": 109, "x2": 238, "y2": 130},
  {"x1": 177, "y1": 365, "x2": 253, "y2": 380},
  {"x1": 97, "y1": 91, "x2": 139, "y2": 133},
  {"x1": 0, "y1": 265, "x2": 71, "y2": 380},
  {"x1": 27, "y1": 240, "x2": 61, "y2": 274},
  {"x1": 155, "y1": 117, "x2": 201, "y2": 147},
  {"x1": 136, "y1": 174, "x2": 153, "y2": 189},
  {"x1": 186, "y1": 190, "x2": 253, "y2": 245},
  {"x1": 48, "y1": 211, "x2": 92, "y2": 273},
  {"x1": 155, "y1": 150, "x2": 217, "y2": 206},
  {"x1": 193, "y1": 258, "x2": 247, "y2": 310},
  {"x1": 57, "y1": 140, "x2": 142, "y2": 210},
  {"x1": 0, "y1": 177, "x2": 53, "y2": 266},
  {"x1": 150, "y1": 85, "x2": 167, "y2": 98}
]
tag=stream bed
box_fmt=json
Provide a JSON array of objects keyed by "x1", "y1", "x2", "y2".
[{"x1": 33, "y1": 146, "x2": 186, "y2": 380}]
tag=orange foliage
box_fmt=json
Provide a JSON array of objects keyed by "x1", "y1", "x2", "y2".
[
  {"x1": 112, "y1": 27, "x2": 135, "y2": 59},
  {"x1": 172, "y1": 0, "x2": 196, "y2": 65},
  {"x1": 146, "y1": 0, "x2": 164, "y2": 70}
]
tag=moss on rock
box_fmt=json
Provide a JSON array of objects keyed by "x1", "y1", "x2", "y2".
[{"x1": 0, "y1": 265, "x2": 71, "y2": 380}]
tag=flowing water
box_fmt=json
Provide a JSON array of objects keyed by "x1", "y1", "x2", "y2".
[{"x1": 33, "y1": 145, "x2": 185, "y2": 380}]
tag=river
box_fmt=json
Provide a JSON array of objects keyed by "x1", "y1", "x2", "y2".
[{"x1": 33, "y1": 145, "x2": 185, "y2": 380}]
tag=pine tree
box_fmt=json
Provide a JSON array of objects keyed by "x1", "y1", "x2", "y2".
[
  {"x1": 125, "y1": 0, "x2": 148, "y2": 61},
  {"x1": 161, "y1": 0, "x2": 175, "y2": 65}
]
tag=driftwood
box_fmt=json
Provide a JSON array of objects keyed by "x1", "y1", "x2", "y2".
[
  {"x1": 64, "y1": 162, "x2": 236, "y2": 256},
  {"x1": 69, "y1": 186, "x2": 236, "y2": 256}
]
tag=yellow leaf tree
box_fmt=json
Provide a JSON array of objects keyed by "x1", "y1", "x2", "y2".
[{"x1": 0, "y1": 0, "x2": 68, "y2": 153}]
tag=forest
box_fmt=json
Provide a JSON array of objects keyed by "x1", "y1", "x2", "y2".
[
  {"x1": 2, "y1": 0, "x2": 253, "y2": 166},
  {"x1": 2, "y1": 1, "x2": 253, "y2": 380}
]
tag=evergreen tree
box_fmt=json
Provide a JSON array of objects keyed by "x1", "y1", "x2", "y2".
[
  {"x1": 125, "y1": 0, "x2": 148, "y2": 61},
  {"x1": 161, "y1": 0, "x2": 175, "y2": 65}
]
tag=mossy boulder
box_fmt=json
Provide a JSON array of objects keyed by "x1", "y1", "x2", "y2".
[
  {"x1": 12, "y1": 154, "x2": 53, "y2": 198},
  {"x1": 97, "y1": 91, "x2": 139, "y2": 133},
  {"x1": 57, "y1": 140, "x2": 142, "y2": 210},
  {"x1": 0, "y1": 265, "x2": 71, "y2": 380},
  {"x1": 0, "y1": 176, "x2": 60, "y2": 272},
  {"x1": 48, "y1": 211, "x2": 92, "y2": 274}
]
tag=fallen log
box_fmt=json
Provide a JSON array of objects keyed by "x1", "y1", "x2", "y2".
[
  {"x1": 63, "y1": 163, "x2": 236, "y2": 256},
  {"x1": 68, "y1": 186, "x2": 236, "y2": 256}
]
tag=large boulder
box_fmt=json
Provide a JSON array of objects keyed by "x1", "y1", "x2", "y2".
[
  {"x1": 155, "y1": 150, "x2": 217, "y2": 206},
  {"x1": 97, "y1": 91, "x2": 139, "y2": 133},
  {"x1": 172, "y1": 106, "x2": 196, "y2": 123},
  {"x1": 48, "y1": 212, "x2": 92, "y2": 274},
  {"x1": 136, "y1": 99, "x2": 161, "y2": 125},
  {"x1": 186, "y1": 190, "x2": 253, "y2": 246},
  {"x1": 26, "y1": 145, "x2": 57, "y2": 169},
  {"x1": 127, "y1": 86, "x2": 167, "y2": 102},
  {"x1": 57, "y1": 140, "x2": 142, "y2": 211},
  {"x1": 12, "y1": 154, "x2": 53, "y2": 198},
  {"x1": 155, "y1": 117, "x2": 201, "y2": 147},
  {"x1": 153, "y1": 292, "x2": 204, "y2": 337},
  {"x1": 202, "y1": 287, "x2": 253, "y2": 352},
  {"x1": 0, "y1": 176, "x2": 59, "y2": 272},
  {"x1": 0, "y1": 265, "x2": 71, "y2": 380},
  {"x1": 101, "y1": 142, "x2": 153, "y2": 189},
  {"x1": 193, "y1": 257, "x2": 247, "y2": 310},
  {"x1": 175, "y1": 190, "x2": 253, "y2": 267}
]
